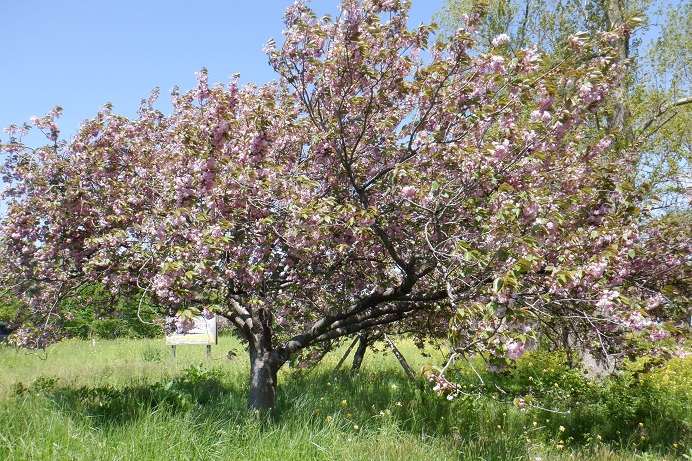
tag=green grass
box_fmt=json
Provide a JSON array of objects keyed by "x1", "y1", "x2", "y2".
[
  {"x1": 0, "y1": 336, "x2": 248, "y2": 399},
  {"x1": 0, "y1": 337, "x2": 690, "y2": 460}
]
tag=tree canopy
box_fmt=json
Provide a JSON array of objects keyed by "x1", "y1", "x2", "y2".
[{"x1": 1, "y1": 0, "x2": 688, "y2": 411}]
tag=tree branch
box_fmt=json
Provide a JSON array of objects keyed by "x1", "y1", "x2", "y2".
[{"x1": 637, "y1": 96, "x2": 692, "y2": 138}]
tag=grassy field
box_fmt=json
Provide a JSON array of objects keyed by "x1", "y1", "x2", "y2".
[{"x1": 0, "y1": 336, "x2": 690, "y2": 460}]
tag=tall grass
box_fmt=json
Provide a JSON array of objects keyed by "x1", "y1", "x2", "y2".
[{"x1": 0, "y1": 337, "x2": 690, "y2": 460}]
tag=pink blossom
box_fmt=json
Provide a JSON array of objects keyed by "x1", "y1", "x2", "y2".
[
  {"x1": 569, "y1": 34, "x2": 586, "y2": 48},
  {"x1": 488, "y1": 55, "x2": 505, "y2": 73},
  {"x1": 649, "y1": 328, "x2": 669, "y2": 341},
  {"x1": 645, "y1": 294, "x2": 665, "y2": 309},
  {"x1": 401, "y1": 185, "x2": 417, "y2": 199},
  {"x1": 506, "y1": 340, "x2": 526, "y2": 361},
  {"x1": 492, "y1": 33, "x2": 510, "y2": 47},
  {"x1": 491, "y1": 139, "x2": 510, "y2": 159}
]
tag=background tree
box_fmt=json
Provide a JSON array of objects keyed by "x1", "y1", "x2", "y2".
[
  {"x1": 0, "y1": 0, "x2": 667, "y2": 412},
  {"x1": 633, "y1": 1, "x2": 692, "y2": 210}
]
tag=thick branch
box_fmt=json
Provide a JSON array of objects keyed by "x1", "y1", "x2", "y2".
[
  {"x1": 220, "y1": 296, "x2": 254, "y2": 336},
  {"x1": 279, "y1": 288, "x2": 446, "y2": 359}
]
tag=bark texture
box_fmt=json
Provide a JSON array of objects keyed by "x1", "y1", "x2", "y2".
[
  {"x1": 248, "y1": 342, "x2": 280, "y2": 413},
  {"x1": 350, "y1": 331, "x2": 370, "y2": 375}
]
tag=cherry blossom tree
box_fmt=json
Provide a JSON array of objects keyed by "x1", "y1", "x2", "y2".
[{"x1": 1, "y1": 0, "x2": 675, "y2": 412}]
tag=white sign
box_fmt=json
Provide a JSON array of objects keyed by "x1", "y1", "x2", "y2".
[{"x1": 165, "y1": 315, "x2": 218, "y2": 345}]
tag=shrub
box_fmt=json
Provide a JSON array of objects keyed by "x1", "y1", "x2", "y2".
[{"x1": 61, "y1": 284, "x2": 163, "y2": 340}]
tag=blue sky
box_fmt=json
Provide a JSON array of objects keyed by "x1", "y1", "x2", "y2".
[{"x1": 0, "y1": 0, "x2": 444, "y2": 143}]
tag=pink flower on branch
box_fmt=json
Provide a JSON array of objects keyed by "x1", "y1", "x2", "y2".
[{"x1": 491, "y1": 33, "x2": 509, "y2": 47}]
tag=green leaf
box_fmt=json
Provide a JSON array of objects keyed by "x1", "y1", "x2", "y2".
[{"x1": 493, "y1": 277, "x2": 504, "y2": 293}]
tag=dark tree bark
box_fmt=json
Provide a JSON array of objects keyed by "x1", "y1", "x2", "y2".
[
  {"x1": 248, "y1": 341, "x2": 281, "y2": 414},
  {"x1": 246, "y1": 305, "x2": 283, "y2": 414},
  {"x1": 384, "y1": 333, "x2": 416, "y2": 382},
  {"x1": 222, "y1": 274, "x2": 444, "y2": 414},
  {"x1": 350, "y1": 331, "x2": 370, "y2": 375},
  {"x1": 333, "y1": 336, "x2": 360, "y2": 375}
]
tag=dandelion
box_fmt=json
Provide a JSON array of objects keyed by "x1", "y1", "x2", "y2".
[
  {"x1": 353, "y1": 425, "x2": 359, "y2": 431},
  {"x1": 341, "y1": 399, "x2": 348, "y2": 406},
  {"x1": 325, "y1": 415, "x2": 333, "y2": 423},
  {"x1": 347, "y1": 413, "x2": 352, "y2": 418}
]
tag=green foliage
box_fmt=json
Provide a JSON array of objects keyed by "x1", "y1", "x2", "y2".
[
  {"x1": 634, "y1": 0, "x2": 692, "y2": 209},
  {"x1": 60, "y1": 284, "x2": 162, "y2": 340},
  {"x1": 449, "y1": 351, "x2": 692, "y2": 453},
  {"x1": 0, "y1": 297, "x2": 20, "y2": 322},
  {"x1": 140, "y1": 344, "x2": 164, "y2": 363},
  {"x1": 31, "y1": 375, "x2": 58, "y2": 394},
  {"x1": 492, "y1": 351, "x2": 592, "y2": 399},
  {"x1": 8, "y1": 363, "x2": 230, "y2": 427}
]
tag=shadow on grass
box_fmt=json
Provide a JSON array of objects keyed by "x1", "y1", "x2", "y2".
[
  {"x1": 13, "y1": 364, "x2": 246, "y2": 427},
  {"x1": 16, "y1": 364, "x2": 471, "y2": 437},
  {"x1": 275, "y1": 368, "x2": 464, "y2": 436}
]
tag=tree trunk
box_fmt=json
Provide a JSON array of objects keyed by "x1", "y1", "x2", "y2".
[
  {"x1": 384, "y1": 334, "x2": 416, "y2": 383},
  {"x1": 603, "y1": 0, "x2": 631, "y2": 138},
  {"x1": 350, "y1": 331, "x2": 370, "y2": 375},
  {"x1": 248, "y1": 341, "x2": 280, "y2": 414},
  {"x1": 334, "y1": 336, "x2": 360, "y2": 375},
  {"x1": 242, "y1": 304, "x2": 286, "y2": 415}
]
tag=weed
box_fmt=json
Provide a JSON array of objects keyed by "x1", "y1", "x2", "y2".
[
  {"x1": 31, "y1": 375, "x2": 58, "y2": 393},
  {"x1": 141, "y1": 344, "x2": 163, "y2": 363}
]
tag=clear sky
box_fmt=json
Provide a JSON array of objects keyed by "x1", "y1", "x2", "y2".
[{"x1": 0, "y1": 0, "x2": 444, "y2": 143}]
